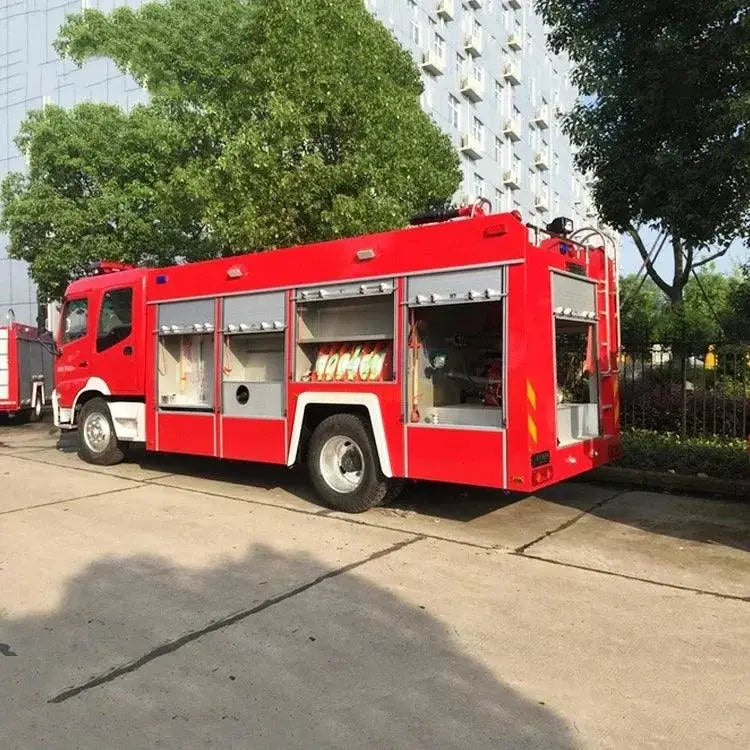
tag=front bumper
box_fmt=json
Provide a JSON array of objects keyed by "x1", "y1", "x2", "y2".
[{"x1": 52, "y1": 389, "x2": 74, "y2": 429}]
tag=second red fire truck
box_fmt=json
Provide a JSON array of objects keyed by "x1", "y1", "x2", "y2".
[
  {"x1": 0, "y1": 321, "x2": 54, "y2": 422},
  {"x1": 52, "y1": 206, "x2": 621, "y2": 512}
]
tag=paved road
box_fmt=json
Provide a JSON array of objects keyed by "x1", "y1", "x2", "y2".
[{"x1": 0, "y1": 420, "x2": 748, "y2": 749}]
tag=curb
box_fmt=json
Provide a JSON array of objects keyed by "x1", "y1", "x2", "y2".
[{"x1": 581, "y1": 465, "x2": 750, "y2": 500}]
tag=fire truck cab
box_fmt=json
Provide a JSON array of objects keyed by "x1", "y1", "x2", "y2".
[{"x1": 52, "y1": 210, "x2": 621, "y2": 512}]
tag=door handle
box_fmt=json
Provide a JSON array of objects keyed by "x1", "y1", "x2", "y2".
[
  {"x1": 123, "y1": 346, "x2": 133, "y2": 356},
  {"x1": 78, "y1": 361, "x2": 88, "y2": 368}
]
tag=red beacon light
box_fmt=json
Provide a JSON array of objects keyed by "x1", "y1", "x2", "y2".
[{"x1": 94, "y1": 261, "x2": 135, "y2": 275}]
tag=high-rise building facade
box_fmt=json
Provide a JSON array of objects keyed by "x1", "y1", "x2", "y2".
[
  {"x1": 370, "y1": 0, "x2": 597, "y2": 224},
  {"x1": 1, "y1": 0, "x2": 601, "y2": 325}
]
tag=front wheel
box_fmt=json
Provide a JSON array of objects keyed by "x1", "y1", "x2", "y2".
[
  {"x1": 307, "y1": 414, "x2": 391, "y2": 513},
  {"x1": 77, "y1": 398, "x2": 124, "y2": 466}
]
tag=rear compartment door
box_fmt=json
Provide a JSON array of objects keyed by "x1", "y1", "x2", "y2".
[{"x1": 0, "y1": 327, "x2": 11, "y2": 404}]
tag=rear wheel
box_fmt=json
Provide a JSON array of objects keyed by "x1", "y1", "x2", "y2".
[
  {"x1": 78, "y1": 398, "x2": 124, "y2": 466},
  {"x1": 307, "y1": 414, "x2": 390, "y2": 513},
  {"x1": 29, "y1": 396, "x2": 42, "y2": 422}
]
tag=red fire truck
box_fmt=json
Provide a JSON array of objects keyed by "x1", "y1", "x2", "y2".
[
  {"x1": 0, "y1": 321, "x2": 54, "y2": 422},
  {"x1": 52, "y1": 206, "x2": 621, "y2": 512}
]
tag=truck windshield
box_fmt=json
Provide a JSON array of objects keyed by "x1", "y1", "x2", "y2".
[{"x1": 61, "y1": 299, "x2": 88, "y2": 345}]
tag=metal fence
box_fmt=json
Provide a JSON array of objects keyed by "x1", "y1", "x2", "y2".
[{"x1": 619, "y1": 342, "x2": 750, "y2": 439}]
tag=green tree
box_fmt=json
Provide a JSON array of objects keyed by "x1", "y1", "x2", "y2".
[
  {"x1": 536, "y1": 1, "x2": 750, "y2": 337},
  {"x1": 619, "y1": 274, "x2": 663, "y2": 344},
  {"x1": 1, "y1": 0, "x2": 460, "y2": 299},
  {"x1": 620, "y1": 268, "x2": 737, "y2": 346},
  {"x1": 0, "y1": 103, "x2": 216, "y2": 298},
  {"x1": 724, "y1": 266, "x2": 750, "y2": 341},
  {"x1": 663, "y1": 267, "x2": 731, "y2": 346}
]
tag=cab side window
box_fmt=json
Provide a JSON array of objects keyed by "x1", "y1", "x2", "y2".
[
  {"x1": 97, "y1": 288, "x2": 133, "y2": 352},
  {"x1": 61, "y1": 299, "x2": 89, "y2": 345}
]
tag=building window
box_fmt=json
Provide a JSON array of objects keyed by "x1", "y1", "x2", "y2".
[
  {"x1": 472, "y1": 116, "x2": 484, "y2": 146},
  {"x1": 409, "y1": 1, "x2": 420, "y2": 46},
  {"x1": 503, "y1": 139, "x2": 512, "y2": 168},
  {"x1": 456, "y1": 52, "x2": 464, "y2": 79},
  {"x1": 473, "y1": 172, "x2": 485, "y2": 198},
  {"x1": 470, "y1": 59, "x2": 484, "y2": 84},
  {"x1": 494, "y1": 80, "x2": 503, "y2": 112},
  {"x1": 448, "y1": 94, "x2": 460, "y2": 129},
  {"x1": 494, "y1": 187, "x2": 502, "y2": 210},
  {"x1": 433, "y1": 33, "x2": 445, "y2": 61},
  {"x1": 421, "y1": 75, "x2": 433, "y2": 110},
  {"x1": 494, "y1": 136, "x2": 502, "y2": 164}
]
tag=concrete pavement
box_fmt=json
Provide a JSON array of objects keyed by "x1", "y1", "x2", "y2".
[{"x1": 0, "y1": 421, "x2": 748, "y2": 749}]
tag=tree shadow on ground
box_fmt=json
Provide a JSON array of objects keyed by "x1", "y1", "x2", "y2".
[{"x1": 0, "y1": 544, "x2": 577, "y2": 750}]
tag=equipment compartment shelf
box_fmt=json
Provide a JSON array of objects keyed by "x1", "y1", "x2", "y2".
[{"x1": 297, "y1": 334, "x2": 393, "y2": 344}]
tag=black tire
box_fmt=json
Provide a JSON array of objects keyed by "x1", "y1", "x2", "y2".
[
  {"x1": 77, "y1": 398, "x2": 125, "y2": 466},
  {"x1": 377, "y1": 479, "x2": 406, "y2": 507},
  {"x1": 11, "y1": 410, "x2": 30, "y2": 425},
  {"x1": 307, "y1": 413, "x2": 389, "y2": 513},
  {"x1": 29, "y1": 397, "x2": 42, "y2": 422}
]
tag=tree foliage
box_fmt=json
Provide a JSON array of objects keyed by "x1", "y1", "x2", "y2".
[
  {"x1": 724, "y1": 266, "x2": 750, "y2": 340},
  {"x1": 537, "y1": 0, "x2": 750, "y2": 325},
  {"x1": 1, "y1": 0, "x2": 460, "y2": 298},
  {"x1": 620, "y1": 268, "x2": 736, "y2": 345}
]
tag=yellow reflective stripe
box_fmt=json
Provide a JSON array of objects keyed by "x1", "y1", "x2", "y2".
[
  {"x1": 526, "y1": 380, "x2": 537, "y2": 410},
  {"x1": 528, "y1": 415, "x2": 538, "y2": 445}
]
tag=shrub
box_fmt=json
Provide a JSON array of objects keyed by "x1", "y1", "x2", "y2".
[{"x1": 617, "y1": 429, "x2": 749, "y2": 480}]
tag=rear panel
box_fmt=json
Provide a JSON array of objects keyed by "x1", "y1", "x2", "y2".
[{"x1": 0, "y1": 326, "x2": 11, "y2": 406}]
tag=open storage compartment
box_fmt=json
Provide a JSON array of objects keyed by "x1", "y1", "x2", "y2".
[
  {"x1": 223, "y1": 332, "x2": 285, "y2": 417},
  {"x1": 221, "y1": 293, "x2": 287, "y2": 418},
  {"x1": 406, "y1": 268, "x2": 506, "y2": 428},
  {"x1": 157, "y1": 299, "x2": 216, "y2": 410},
  {"x1": 295, "y1": 281, "x2": 395, "y2": 382},
  {"x1": 158, "y1": 333, "x2": 215, "y2": 410}
]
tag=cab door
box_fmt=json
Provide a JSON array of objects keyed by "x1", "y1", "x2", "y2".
[
  {"x1": 93, "y1": 284, "x2": 141, "y2": 396},
  {"x1": 56, "y1": 296, "x2": 92, "y2": 409}
]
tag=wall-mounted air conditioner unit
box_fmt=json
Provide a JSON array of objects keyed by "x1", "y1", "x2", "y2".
[
  {"x1": 503, "y1": 62, "x2": 521, "y2": 86},
  {"x1": 421, "y1": 51, "x2": 445, "y2": 76},
  {"x1": 503, "y1": 170, "x2": 521, "y2": 190},
  {"x1": 460, "y1": 74, "x2": 484, "y2": 102},
  {"x1": 460, "y1": 134, "x2": 483, "y2": 161},
  {"x1": 507, "y1": 33, "x2": 522, "y2": 52},
  {"x1": 534, "y1": 151, "x2": 550, "y2": 171},
  {"x1": 503, "y1": 118, "x2": 521, "y2": 142},
  {"x1": 436, "y1": 0, "x2": 455, "y2": 21},
  {"x1": 534, "y1": 106, "x2": 550, "y2": 129},
  {"x1": 464, "y1": 34, "x2": 482, "y2": 57}
]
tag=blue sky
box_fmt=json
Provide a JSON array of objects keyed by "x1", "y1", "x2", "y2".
[{"x1": 619, "y1": 230, "x2": 748, "y2": 277}]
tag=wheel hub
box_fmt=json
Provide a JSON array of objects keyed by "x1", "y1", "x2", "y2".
[
  {"x1": 83, "y1": 412, "x2": 111, "y2": 454},
  {"x1": 319, "y1": 435, "x2": 364, "y2": 493}
]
